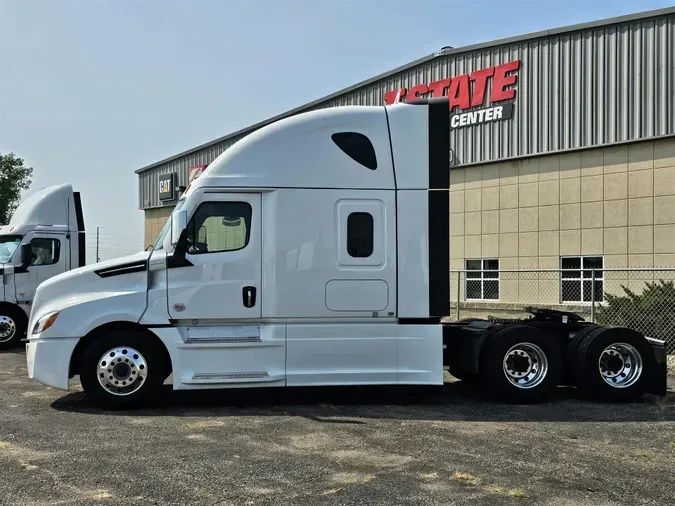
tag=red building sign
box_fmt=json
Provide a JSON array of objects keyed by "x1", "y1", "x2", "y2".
[
  {"x1": 384, "y1": 60, "x2": 521, "y2": 129},
  {"x1": 188, "y1": 164, "x2": 207, "y2": 183}
]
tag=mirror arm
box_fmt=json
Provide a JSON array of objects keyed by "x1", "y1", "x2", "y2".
[{"x1": 167, "y1": 228, "x2": 193, "y2": 268}]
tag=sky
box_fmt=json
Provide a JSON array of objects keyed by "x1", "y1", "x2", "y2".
[{"x1": 1, "y1": 0, "x2": 673, "y2": 262}]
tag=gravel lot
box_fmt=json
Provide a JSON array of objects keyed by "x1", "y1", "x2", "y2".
[{"x1": 1, "y1": 350, "x2": 674, "y2": 506}]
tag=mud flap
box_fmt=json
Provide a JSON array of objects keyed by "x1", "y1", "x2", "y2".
[{"x1": 645, "y1": 337, "x2": 668, "y2": 397}]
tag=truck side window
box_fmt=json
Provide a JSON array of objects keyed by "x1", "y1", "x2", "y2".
[
  {"x1": 331, "y1": 132, "x2": 377, "y2": 170},
  {"x1": 187, "y1": 202, "x2": 252, "y2": 254},
  {"x1": 29, "y1": 238, "x2": 60, "y2": 266},
  {"x1": 347, "y1": 212, "x2": 373, "y2": 257}
]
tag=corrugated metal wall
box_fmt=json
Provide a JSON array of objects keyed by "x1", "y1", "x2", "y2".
[{"x1": 139, "y1": 12, "x2": 675, "y2": 209}]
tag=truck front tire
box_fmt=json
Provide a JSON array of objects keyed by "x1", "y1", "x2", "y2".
[
  {"x1": 79, "y1": 331, "x2": 167, "y2": 409},
  {"x1": 481, "y1": 325, "x2": 562, "y2": 403},
  {"x1": 0, "y1": 306, "x2": 27, "y2": 351}
]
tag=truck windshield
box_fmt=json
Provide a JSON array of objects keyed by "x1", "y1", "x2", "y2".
[
  {"x1": 0, "y1": 236, "x2": 22, "y2": 264},
  {"x1": 152, "y1": 219, "x2": 171, "y2": 251},
  {"x1": 151, "y1": 200, "x2": 185, "y2": 251}
]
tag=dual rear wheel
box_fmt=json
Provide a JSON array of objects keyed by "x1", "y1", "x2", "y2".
[
  {"x1": 478, "y1": 324, "x2": 653, "y2": 403},
  {"x1": 480, "y1": 325, "x2": 561, "y2": 403},
  {"x1": 573, "y1": 327, "x2": 654, "y2": 401}
]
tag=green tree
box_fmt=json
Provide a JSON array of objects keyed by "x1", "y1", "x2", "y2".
[
  {"x1": 0, "y1": 153, "x2": 34, "y2": 225},
  {"x1": 595, "y1": 280, "x2": 675, "y2": 348}
]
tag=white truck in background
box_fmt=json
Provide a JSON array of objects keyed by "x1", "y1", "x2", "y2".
[
  {"x1": 25, "y1": 98, "x2": 668, "y2": 408},
  {"x1": 0, "y1": 184, "x2": 85, "y2": 349}
]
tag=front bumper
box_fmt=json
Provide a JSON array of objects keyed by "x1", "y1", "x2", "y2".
[
  {"x1": 26, "y1": 336, "x2": 79, "y2": 391},
  {"x1": 645, "y1": 337, "x2": 668, "y2": 397}
]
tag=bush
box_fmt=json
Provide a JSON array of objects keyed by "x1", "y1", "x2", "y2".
[{"x1": 595, "y1": 280, "x2": 675, "y2": 348}]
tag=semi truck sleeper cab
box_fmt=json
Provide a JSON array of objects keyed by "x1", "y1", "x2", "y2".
[
  {"x1": 0, "y1": 184, "x2": 85, "y2": 350},
  {"x1": 25, "y1": 98, "x2": 667, "y2": 408}
]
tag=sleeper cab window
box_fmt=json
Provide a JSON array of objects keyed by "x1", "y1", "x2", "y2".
[
  {"x1": 331, "y1": 132, "x2": 377, "y2": 170},
  {"x1": 187, "y1": 201, "x2": 252, "y2": 254},
  {"x1": 347, "y1": 212, "x2": 374, "y2": 257}
]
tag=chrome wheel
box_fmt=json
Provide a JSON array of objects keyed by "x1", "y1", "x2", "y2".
[
  {"x1": 0, "y1": 316, "x2": 16, "y2": 343},
  {"x1": 598, "y1": 343, "x2": 642, "y2": 389},
  {"x1": 502, "y1": 342, "x2": 549, "y2": 389},
  {"x1": 97, "y1": 347, "x2": 147, "y2": 396}
]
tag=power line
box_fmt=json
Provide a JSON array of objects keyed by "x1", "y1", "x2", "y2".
[
  {"x1": 87, "y1": 242, "x2": 138, "y2": 247},
  {"x1": 87, "y1": 240, "x2": 139, "y2": 247},
  {"x1": 86, "y1": 242, "x2": 141, "y2": 251},
  {"x1": 86, "y1": 228, "x2": 138, "y2": 237},
  {"x1": 86, "y1": 232, "x2": 136, "y2": 239}
]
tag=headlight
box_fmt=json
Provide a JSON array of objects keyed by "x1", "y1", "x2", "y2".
[{"x1": 32, "y1": 311, "x2": 61, "y2": 335}]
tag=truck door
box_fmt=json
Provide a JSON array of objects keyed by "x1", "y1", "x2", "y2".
[
  {"x1": 14, "y1": 233, "x2": 68, "y2": 307},
  {"x1": 167, "y1": 193, "x2": 261, "y2": 320}
]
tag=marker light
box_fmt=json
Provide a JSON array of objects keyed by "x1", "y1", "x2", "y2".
[{"x1": 32, "y1": 311, "x2": 61, "y2": 335}]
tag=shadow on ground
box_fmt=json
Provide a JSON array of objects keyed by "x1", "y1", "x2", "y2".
[{"x1": 50, "y1": 380, "x2": 675, "y2": 423}]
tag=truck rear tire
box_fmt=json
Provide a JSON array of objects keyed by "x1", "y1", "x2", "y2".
[
  {"x1": 575, "y1": 327, "x2": 655, "y2": 402},
  {"x1": 481, "y1": 325, "x2": 562, "y2": 403},
  {"x1": 79, "y1": 331, "x2": 167, "y2": 409},
  {"x1": 0, "y1": 306, "x2": 27, "y2": 351},
  {"x1": 563, "y1": 324, "x2": 599, "y2": 386}
]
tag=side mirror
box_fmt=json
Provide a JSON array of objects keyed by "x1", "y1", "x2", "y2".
[
  {"x1": 19, "y1": 243, "x2": 32, "y2": 268},
  {"x1": 167, "y1": 228, "x2": 190, "y2": 268},
  {"x1": 171, "y1": 210, "x2": 187, "y2": 246}
]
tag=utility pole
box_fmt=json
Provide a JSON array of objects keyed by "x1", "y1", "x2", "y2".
[{"x1": 96, "y1": 226, "x2": 100, "y2": 263}]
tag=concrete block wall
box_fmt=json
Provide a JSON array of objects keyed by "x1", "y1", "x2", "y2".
[
  {"x1": 143, "y1": 206, "x2": 173, "y2": 250},
  {"x1": 449, "y1": 137, "x2": 675, "y2": 304}
]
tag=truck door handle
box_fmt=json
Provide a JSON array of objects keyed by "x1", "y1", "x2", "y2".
[{"x1": 243, "y1": 286, "x2": 256, "y2": 308}]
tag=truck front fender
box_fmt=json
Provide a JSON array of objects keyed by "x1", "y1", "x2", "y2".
[{"x1": 36, "y1": 291, "x2": 148, "y2": 340}]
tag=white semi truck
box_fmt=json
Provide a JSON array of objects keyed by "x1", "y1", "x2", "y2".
[
  {"x1": 0, "y1": 184, "x2": 85, "y2": 350},
  {"x1": 25, "y1": 98, "x2": 667, "y2": 408}
]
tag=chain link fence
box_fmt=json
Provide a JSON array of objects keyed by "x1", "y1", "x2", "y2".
[{"x1": 447, "y1": 268, "x2": 675, "y2": 354}]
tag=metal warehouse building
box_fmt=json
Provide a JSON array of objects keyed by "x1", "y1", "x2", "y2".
[{"x1": 136, "y1": 6, "x2": 675, "y2": 309}]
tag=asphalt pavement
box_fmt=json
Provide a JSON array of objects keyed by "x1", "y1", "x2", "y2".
[{"x1": 1, "y1": 350, "x2": 674, "y2": 506}]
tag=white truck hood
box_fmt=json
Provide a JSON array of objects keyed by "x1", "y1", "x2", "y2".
[{"x1": 30, "y1": 251, "x2": 150, "y2": 327}]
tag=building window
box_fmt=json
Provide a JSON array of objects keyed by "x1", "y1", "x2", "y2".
[
  {"x1": 561, "y1": 256, "x2": 604, "y2": 302},
  {"x1": 465, "y1": 259, "x2": 499, "y2": 300},
  {"x1": 29, "y1": 238, "x2": 61, "y2": 266},
  {"x1": 347, "y1": 212, "x2": 374, "y2": 257},
  {"x1": 187, "y1": 202, "x2": 252, "y2": 254}
]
